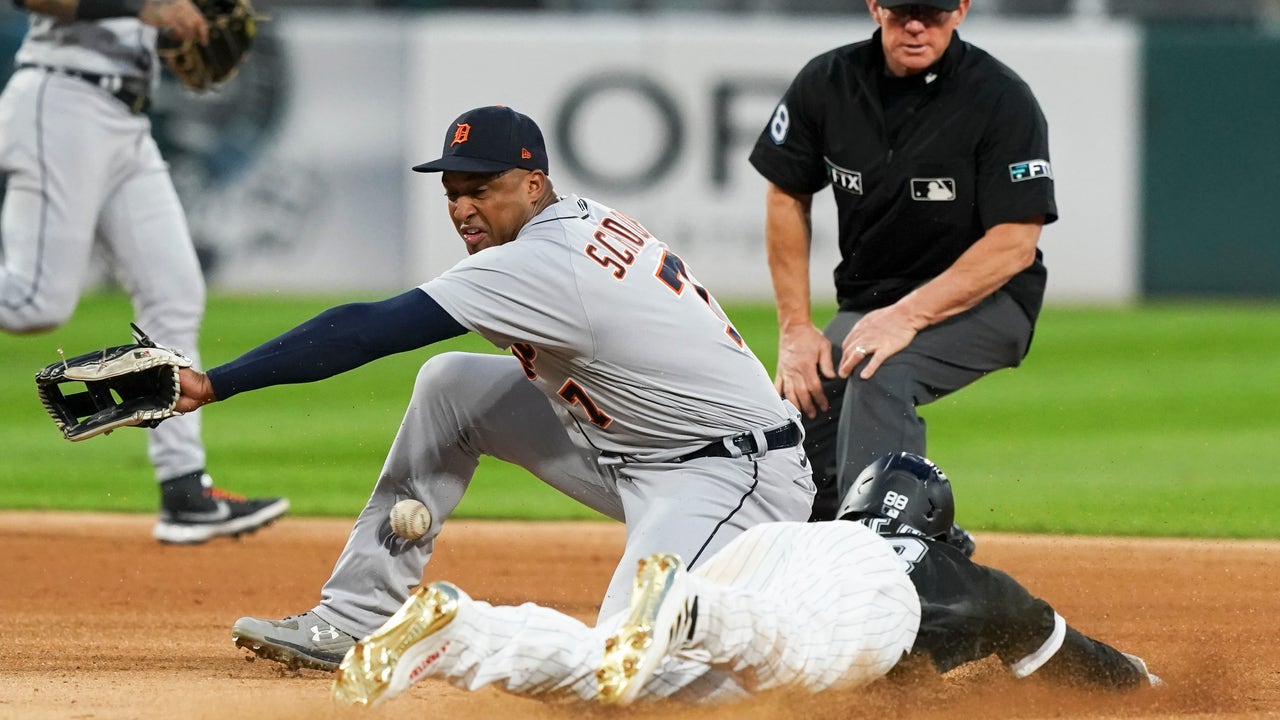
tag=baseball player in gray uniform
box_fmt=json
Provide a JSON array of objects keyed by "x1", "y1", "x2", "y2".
[
  {"x1": 0, "y1": 0, "x2": 287, "y2": 543},
  {"x1": 330, "y1": 453, "x2": 1160, "y2": 708},
  {"x1": 171, "y1": 105, "x2": 816, "y2": 671}
]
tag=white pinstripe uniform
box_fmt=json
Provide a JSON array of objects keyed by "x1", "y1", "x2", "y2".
[
  {"x1": 384, "y1": 520, "x2": 920, "y2": 703},
  {"x1": 0, "y1": 14, "x2": 208, "y2": 481}
]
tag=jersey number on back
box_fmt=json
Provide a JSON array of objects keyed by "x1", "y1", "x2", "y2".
[
  {"x1": 510, "y1": 343, "x2": 614, "y2": 429},
  {"x1": 535, "y1": 250, "x2": 744, "y2": 429},
  {"x1": 655, "y1": 250, "x2": 744, "y2": 348},
  {"x1": 886, "y1": 536, "x2": 929, "y2": 574},
  {"x1": 559, "y1": 379, "x2": 613, "y2": 428},
  {"x1": 534, "y1": 212, "x2": 747, "y2": 429}
]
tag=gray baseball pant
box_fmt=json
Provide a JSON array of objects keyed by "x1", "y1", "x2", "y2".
[
  {"x1": 805, "y1": 290, "x2": 1034, "y2": 519},
  {"x1": 314, "y1": 352, "x2": 815, "y2": 637},
  {"x1": 0, "y1": 71, "x2": 207, "y2": 482}
]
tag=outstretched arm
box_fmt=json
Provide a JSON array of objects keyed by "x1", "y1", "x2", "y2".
[
  {"x1": 913, "y1": 549, "x2": 1158, "y2": 691},
  {"x1": 175, "y1": 289, "x2": 465, "y2": 412},
  {"x1": 1033, "y1": 626, "x2": 1159, "y2": 690}
]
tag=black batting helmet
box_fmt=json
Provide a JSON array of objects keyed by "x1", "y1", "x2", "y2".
[{"x1": 837, "y1": 452, "x2": 955, "y2": 539}]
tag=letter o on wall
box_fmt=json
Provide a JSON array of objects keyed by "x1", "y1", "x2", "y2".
[{"x1": 554, "y1": 73, "x2": 684, "y2": 193}]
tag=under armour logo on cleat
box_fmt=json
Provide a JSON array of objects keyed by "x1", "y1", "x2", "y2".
[{"x1": 311, "y1": 624, "x2": 342, "y2": 642}]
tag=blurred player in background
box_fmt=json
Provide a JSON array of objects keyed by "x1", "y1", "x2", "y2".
[
  {"x1": 0, "y1": 0, "x2": 287, "y2": 543},
  {"x1": 330, "y1": 451, "x2": 1159, "y2": 707},
  {"x1": 171, "y1": 105, "x2": 815, "y2": 671},
  {"x1": 749, "y1": 0, "x2": 1057, "y2": 545}
]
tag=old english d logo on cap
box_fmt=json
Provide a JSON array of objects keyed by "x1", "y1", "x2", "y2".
[{"x1": 451, "y1": 123, "x2": 471, "y2": 146}]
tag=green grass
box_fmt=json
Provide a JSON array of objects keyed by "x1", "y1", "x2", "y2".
[
  {"x1": 2, "y1": 293, "x2": 1278, "y2": 538},
  {"x1": 919, "y1": 302, "x2": 1280, "y2": 538}
]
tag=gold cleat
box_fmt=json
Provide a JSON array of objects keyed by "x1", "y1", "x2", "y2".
[
  {"x1": 596, "y1": 553, "x2": 690, "y2": 705},
  {"x1": 331, "y1": 581, "x2": 461, "y2": 707}
]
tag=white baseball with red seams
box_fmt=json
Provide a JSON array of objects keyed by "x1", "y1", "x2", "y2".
[{"x1": 389, "y1": 500, "x2": 431, "y2": 540}]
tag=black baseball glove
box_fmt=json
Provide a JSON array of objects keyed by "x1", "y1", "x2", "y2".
[
  {"x1": 158, "y1": 0, "x2": 264, "y2": 92},
  {"x1": 35, "y1": 324, "x2": 193, "y2": 442}
]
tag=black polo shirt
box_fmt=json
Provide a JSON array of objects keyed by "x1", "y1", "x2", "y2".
[{"x1": 750, "y1": 30, "x2": 1057, "y2": 323}]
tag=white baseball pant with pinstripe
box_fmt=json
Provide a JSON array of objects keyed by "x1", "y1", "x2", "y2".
[{"x1": 397, "y1": 520, "x2": 920, "y2": 703}]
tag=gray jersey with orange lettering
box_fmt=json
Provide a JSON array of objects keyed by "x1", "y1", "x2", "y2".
[
  {"x1": 315, "y1": 194, "x2": 814, "y2": 635},
  {"x1": 423, "y1": 194, "x2": 789, "y2": 462}
]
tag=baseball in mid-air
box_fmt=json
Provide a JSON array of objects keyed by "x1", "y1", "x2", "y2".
[{"x1": 389, "y1": 499, "x2": 431, "y2": 540}]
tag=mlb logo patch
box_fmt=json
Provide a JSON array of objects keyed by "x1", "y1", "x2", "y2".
[
  {"x1": 1009, "y1": 159, "x2": 1053, "y2": 182},
  {"x1": 825, "y1": 158, "x2": 862, "y2": 195},
  {"x1": 911, "y1": 178, "x2": 956, "y2": 201}
]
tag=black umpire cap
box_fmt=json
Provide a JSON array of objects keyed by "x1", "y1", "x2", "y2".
[
  {"x1": 412, "y1": 105, "x2": 549, "y2": 175},
  {"x1": 877, "y1": 0, "x2": 961, "y2": 9}
]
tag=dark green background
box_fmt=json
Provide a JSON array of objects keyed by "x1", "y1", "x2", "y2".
[{"x1": 1142, "y1": 28, "x2": 1280, "y2": 297}]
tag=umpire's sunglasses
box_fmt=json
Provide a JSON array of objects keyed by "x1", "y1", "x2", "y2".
[{"x1": 880, "y1": 4, "x2": 955, "y2": 25}]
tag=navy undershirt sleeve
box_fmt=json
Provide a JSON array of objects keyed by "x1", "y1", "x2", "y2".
[{"x1": 206, "y1": 289, "x2": 465, "y2": 401}]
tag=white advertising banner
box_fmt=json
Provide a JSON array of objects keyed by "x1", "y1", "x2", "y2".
[
  {"x1": 405, "y1": 14, "x2": 1140, "y2": 303},
  {"x1": 154, "y1": 13, "x2": 412, "y2": 292}
]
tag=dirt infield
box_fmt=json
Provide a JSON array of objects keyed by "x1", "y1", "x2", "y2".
[{"x1": 1, "y1": 512, "x2": 1276, "y2": 720}]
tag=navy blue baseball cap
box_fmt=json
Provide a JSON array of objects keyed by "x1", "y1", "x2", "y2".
[
  {"x1": 412, "y1": 105, "x2": 549, "y2": 175},
  {"x1": 878, "y1": 0, "x2": 961, "y2": 9}
]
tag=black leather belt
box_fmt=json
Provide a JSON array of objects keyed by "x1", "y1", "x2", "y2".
[
  {"x1": 673, "y1": 420, "x2": 802, "y2": 463},
  {"x1": 17, "y1": 63, "x2": 150, "y2": 114}
]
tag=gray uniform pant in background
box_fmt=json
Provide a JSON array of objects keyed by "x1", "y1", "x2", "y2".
[
  {"x1": 314, "y1": 352, "x2": 815, "y2": 637},
  {"x1": 0, "y1": 71, "x2": 207, "y2": 482},
  {"x1": 805, "y1": 290, "x2": 1034, "y2": 520}
]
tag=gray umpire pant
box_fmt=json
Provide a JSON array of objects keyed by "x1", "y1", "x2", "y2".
[{"x1": 805, "y1": 290, "x2": 1034, "y2": 520}]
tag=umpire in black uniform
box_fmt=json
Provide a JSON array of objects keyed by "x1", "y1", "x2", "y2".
[{"x1": 749, "y1": 0, "x2": 1057, "y2": 535}]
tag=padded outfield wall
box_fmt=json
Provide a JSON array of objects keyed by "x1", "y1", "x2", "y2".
[
  {"x1": 2, "y1": 8, "x2": 1268, "y2": 300},
  {"x1": 404, "y1": 16, "x2": 1140, "y2": 303}
]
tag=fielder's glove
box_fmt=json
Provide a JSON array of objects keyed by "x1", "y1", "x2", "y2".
[
  {"x1": 35, "y1": 324, "x2": 193, "y2": 442},
  {"x1": 158, "y1": 0, "x2": 264, "y2": 91}
]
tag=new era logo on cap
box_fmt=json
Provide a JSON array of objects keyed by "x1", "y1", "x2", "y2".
[{"x1": 414, "y1": 106, "x2": 549, "y2": 175}]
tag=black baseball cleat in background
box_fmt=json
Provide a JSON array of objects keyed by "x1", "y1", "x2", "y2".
[
  {"x1": 945, "y1": 523, "x2": 977, "y2": 558},
  {"x1": 154, "y1": 470, "x2": 289, "y2": 544}
]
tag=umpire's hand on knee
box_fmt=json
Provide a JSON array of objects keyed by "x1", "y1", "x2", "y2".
[
  {"x1": 840, "y1": 307, "x2": 919, "y2": 380},
  {"x1": 776, "y1": 323, "x2": 835, "y2": 419}
]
